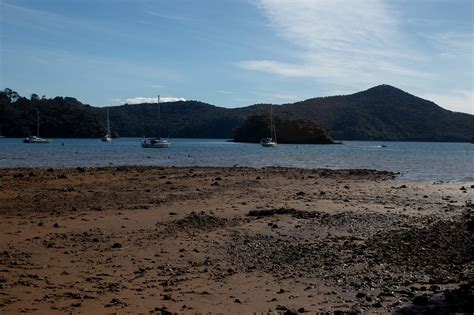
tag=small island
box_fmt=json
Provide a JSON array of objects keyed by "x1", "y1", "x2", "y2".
[{"x1": 233, "y1": 115, "x2": 335, "y2": 144}]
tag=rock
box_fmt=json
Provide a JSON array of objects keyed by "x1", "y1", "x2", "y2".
[
  {"x1": 234, "y1": 298, "x2": 241, "y2": 303},
  {"x1": 53, "y1": 223, "x2": 60, "y2": 228},
  {"x1": 413, "y1": 295, "x2": 429, "y2": 305},
  {"x1": 111, "y1": 243, "x2": 122, "y2": 249},
  {"x1": 276, "y1": 305, "x2": 297, "y2": 314},
  {"x1": 356, "y1": 292, "x2": 366, "y2": 299},
  {"x1": 154, "y1": 307, "x2": 172, "y2": 315},
  {"x1": 297, "y1": 307, "x2": 306, "y2": 313},
  {"x1": 161, "y1": 294, "x2": 172, "y2": 300},
  {"x1": 105, "y1": 298, "x2": 127, "y2": 308}
]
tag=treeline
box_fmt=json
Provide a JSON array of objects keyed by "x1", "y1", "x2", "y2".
[
  {"x1": 0, "y1": 89, "x2": 106, "y2": 138},
  {"x1": 1, "y1": 85, "x2": 474, "y2": 142},
  {"x1": 233, "y1": 115, "x2": 334, "y2": 144}
]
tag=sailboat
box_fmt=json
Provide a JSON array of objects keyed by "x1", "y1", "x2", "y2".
[
  {"x1": 141, "y1": 95, "x2": 171, "y2": 148},
  {"x1": 101, "y1": 108, "x2": 112, "y2": 142},
  {"x1": 260, "y1": 104, "x2": 277, "y2": 147},
  {"x1": 23, "y1": 110, "x2": 51, "y2": 143}
]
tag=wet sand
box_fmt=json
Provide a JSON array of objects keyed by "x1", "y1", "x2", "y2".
[{"x1": 0, "y1": 166, "x2": 472, "y2": 314}]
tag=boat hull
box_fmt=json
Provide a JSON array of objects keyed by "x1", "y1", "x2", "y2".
[
  {"x1": 23, "y1": 137, "x2": 51, "y2": 144},
  {"x1": 260, "y1": 138, "x2": 277, "y2": 147},
  {"x1": 101, "y1": 137, "x2": 112, "y2": 142},
  {"x1": 141, "y1": 143, "x2": 171, "y2": 148},
  {"x1": 141, "y1": 139, "x2": 171, "y2": 148}
]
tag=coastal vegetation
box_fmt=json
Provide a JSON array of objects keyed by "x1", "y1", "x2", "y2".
[
  {"x1": 233, "y1": 115, "x2": 334, "y2": 144},
  {"x1": 0, "y1": 88, "x2": 108, "y2": 138},
  {"x1": 1, "y1": 85, "x2": 473, "y2": 142}
]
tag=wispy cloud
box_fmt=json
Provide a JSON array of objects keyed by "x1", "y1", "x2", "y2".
[
  {"x1": 240, "y1": 0, "x2": 428, "y2": 87},
  {"x1": 122, "y1": 96, "x2": 186, "y2": 104},
  {"x1": 146, "y1": 10, "x2": 196, "y2": 23},
  {"x1": 426, "y1": 31, "x2": 474, "y2": 58}
]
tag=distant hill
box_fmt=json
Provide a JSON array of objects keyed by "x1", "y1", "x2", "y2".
[
  {"x1": 279, "y1": 85, "x2": 474, "y2": 141},
  {"x1": 1, "y1": 85, "x2": 473, "y2": 141}
]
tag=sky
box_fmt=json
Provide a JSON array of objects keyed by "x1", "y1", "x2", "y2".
[{"x1": 0, "y1": 0, "x2": 473, "y2": 114}]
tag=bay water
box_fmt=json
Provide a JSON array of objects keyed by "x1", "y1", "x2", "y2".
[{"x1": 0, "y1": 138, "x2": 472, "y2": 181}]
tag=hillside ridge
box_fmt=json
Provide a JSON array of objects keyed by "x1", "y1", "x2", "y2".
[{"x1": 1, "y1": 86, "x2": 473, "y2": 142}]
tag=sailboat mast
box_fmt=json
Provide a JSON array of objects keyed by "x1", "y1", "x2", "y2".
[
  {"x1": 270, "y1": 104, "x2": 273, "y2": 139},
  {"x1": 37, "y1": 109, "x2": 40, "y2": 137},
  {"x1": 106, "y1": 108, "x2": 110, "y2": 136},
  {"x1": 158, "y1": 95, "x2": 161, "y2": 138}
]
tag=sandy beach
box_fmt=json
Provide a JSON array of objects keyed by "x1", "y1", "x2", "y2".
[{"x1": 0, "y1": 166, "x2": 472, "y2": 314}]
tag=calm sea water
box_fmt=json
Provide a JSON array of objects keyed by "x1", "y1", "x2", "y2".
[{"x1": 0, "y1": 138, "x2": 473, "y2": 181}]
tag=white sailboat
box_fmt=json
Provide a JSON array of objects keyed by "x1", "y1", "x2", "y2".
[
  {"x1": 23, "y1": 110, "x2": 51, "y2": 143},
  {"x1": 260, "y1": 104, "x2": 277, "y2": 147},
  {"x1": 141, "y1": 95, "x2": 171, "y2": 148},
  {"x1": 101, "y1": 108, "x2": 112, "y2": 142}
]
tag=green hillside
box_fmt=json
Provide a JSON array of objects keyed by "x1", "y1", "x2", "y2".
[{"x1": 1, "y1": 85, "x2": 473, "y2": 142}]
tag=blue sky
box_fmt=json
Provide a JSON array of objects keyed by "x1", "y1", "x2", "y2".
[{"x1": 0, "y1": 0, "x2": 472, "y2": 113}]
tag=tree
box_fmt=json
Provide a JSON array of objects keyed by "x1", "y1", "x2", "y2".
[{"x1": 3, "y1": 88, "x2": 19, "y2": 102}]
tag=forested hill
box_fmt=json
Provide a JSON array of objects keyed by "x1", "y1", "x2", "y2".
[
  {"x1": 233, "y1": 115, "x2": 334, "y2": 144},
  {"x1": 279, "y1": 85, "x2": 474, "y2": 141},
  {"x1": 0, "y1": 89, "x2": 106, "y2": 138},
  {"x1": 1, "y1": 85, "x2": 473, "y2": 141}
]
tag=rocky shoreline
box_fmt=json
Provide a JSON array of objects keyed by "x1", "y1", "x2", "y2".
[{"x1": 0, "y1": 166, "x2": 472, "y2": 313}]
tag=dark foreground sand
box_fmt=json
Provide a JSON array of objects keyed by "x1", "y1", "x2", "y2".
[{"x1": 0, "y1": 166, "x2": 472, "y2": 314}]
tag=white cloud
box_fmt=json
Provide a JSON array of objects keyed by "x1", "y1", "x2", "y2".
[
  {"x1": 241, "y1": 0, "x2": 428, "y2": 87},
  {"x1": 238, "y1": 0, "x2": 474, "y2": 114},
  {"x1": 238, "y1": 0, "x2": 426, "y2": 82},
  {"x1": 123, "y1": 96, "x2": 186, "y2": 104},
  {"x1": 427, "y1": 32, "x2": 474, "y2": 57},
  {"x1": 420, "y1": 91, "x2": 474, "y2": 114}
]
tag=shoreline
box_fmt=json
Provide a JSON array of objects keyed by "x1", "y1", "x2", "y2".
[
  {"x1": 0, "y1": 166, "x2": 472, "y2": 313},
  {"x1": 3, "y1": 165, "x2": 474, "y2": 184}
]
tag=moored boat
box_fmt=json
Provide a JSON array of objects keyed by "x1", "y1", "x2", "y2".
[
  {"x1": 141, "y1": 138, "x2": 171, "y2": 148},
  {"x1": 141, "y1": 95, "x2": 171, "y2": 149},
  {"x1": 101, "y1": 108, "x2": 112, "y2": 142},
  {"x1": 23, "y1": 110, "x2": 51, "y2": 143},
  {"x1": 260, "y1": 104, "x2": 277, "y2": 147}
]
